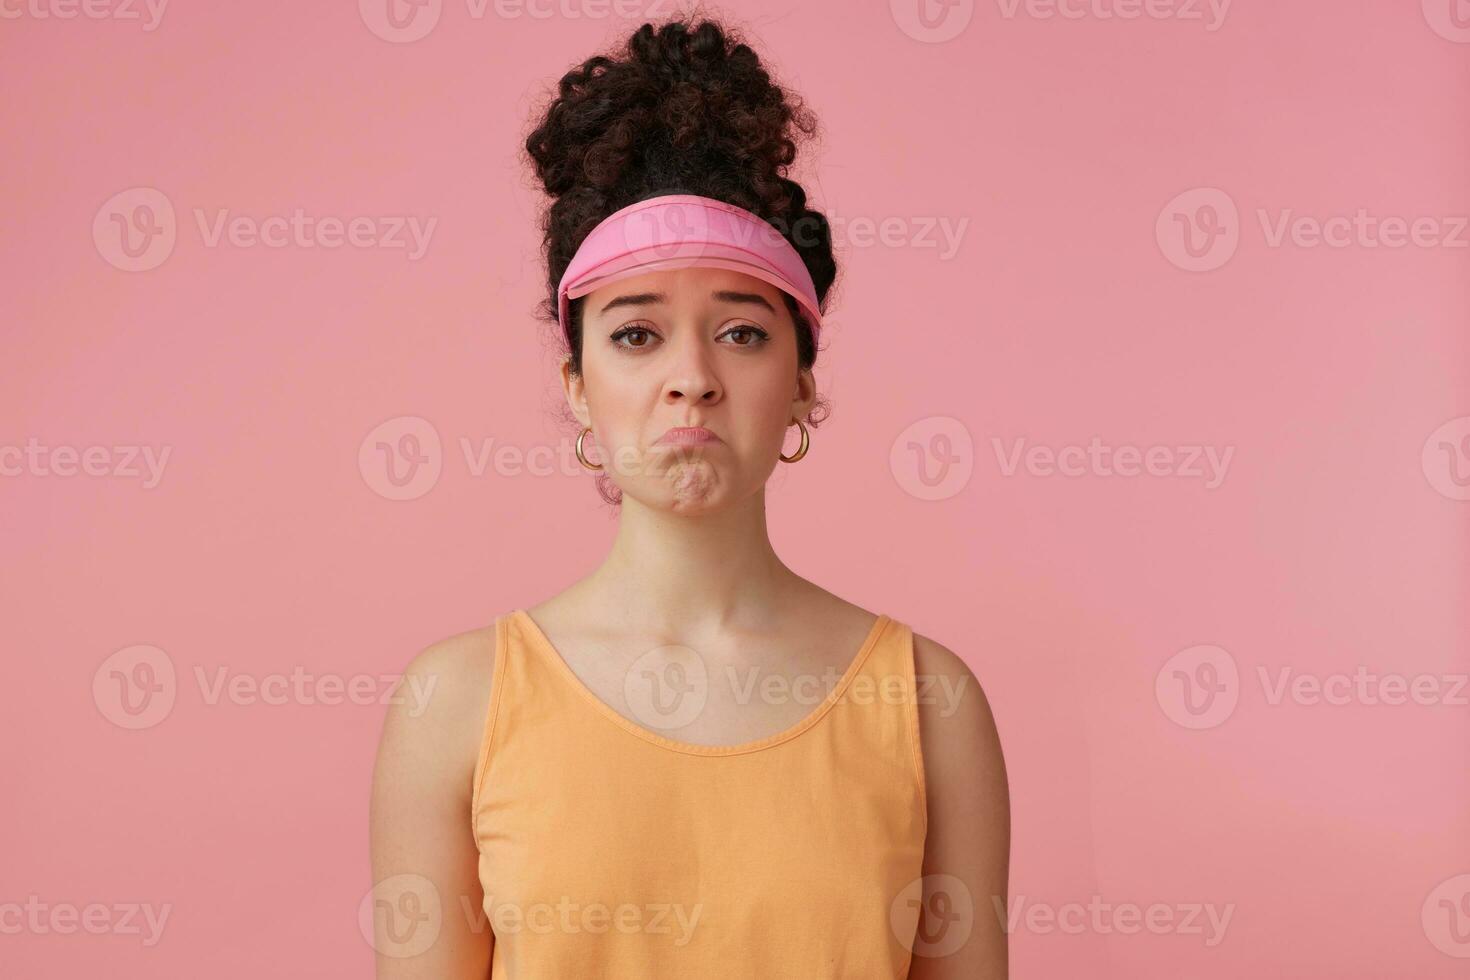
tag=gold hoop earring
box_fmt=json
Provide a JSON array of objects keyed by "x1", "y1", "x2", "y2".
[
  {"x1": 779, "y1": 418, "x2": 810, "y2": 463},
  {"x1": 575, "y1": 426, "x2": 603, "y2": 471}
]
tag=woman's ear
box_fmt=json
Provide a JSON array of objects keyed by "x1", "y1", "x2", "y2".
[
  {"x1": 790, "y1": 368, "x2": 818, "y2": 423},
  {"x1": 560, "y1": 356, "x2": 591, "y2": 428}
]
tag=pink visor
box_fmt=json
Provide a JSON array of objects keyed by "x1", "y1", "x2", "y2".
[{"x1": 556, "y1": 194, "x2": 822, "y2": 345}]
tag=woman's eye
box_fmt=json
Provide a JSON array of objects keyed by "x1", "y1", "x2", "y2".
[
  {"x1": 723, "y1": 325, "x2": 770, "y2": 346},
  {"x1": 610, "y1": 324, "x2": 768, "y2": 349},
  {"x1": 610, "y1": 326, "x2": 655, "y2": 349}
]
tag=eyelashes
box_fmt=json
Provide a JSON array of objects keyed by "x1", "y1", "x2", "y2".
[
  {"x1": 608, "y1": 324, "x2": 656, "y2": 349},
  {"x1": 608, "y1": 323, "x2": 771, "y2": 351},
  {"x1": 724, "y1": 324, "x2": 771, "y2": 346}
]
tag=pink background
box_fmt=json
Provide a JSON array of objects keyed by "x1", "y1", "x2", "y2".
[{"x1": 3, "y1": 0, "x2": 1468, "y2": 975}]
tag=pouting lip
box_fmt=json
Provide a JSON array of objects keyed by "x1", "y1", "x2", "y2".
[{"x1": 654, "y1": 426, "x2": 721, "y2": 447}]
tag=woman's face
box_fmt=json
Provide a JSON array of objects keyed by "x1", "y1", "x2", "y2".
[{"x1": 563, "y1": 265, "x2": 817, "y2": 513}]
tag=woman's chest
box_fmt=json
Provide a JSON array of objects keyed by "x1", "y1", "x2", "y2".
[{"x1": 474, "y1": 736, "x2": 926, "y2": 930}]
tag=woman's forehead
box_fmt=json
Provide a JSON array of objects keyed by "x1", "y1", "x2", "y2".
[{"x1": 585, "y1": 266, "x2": 784, "y2": 310}]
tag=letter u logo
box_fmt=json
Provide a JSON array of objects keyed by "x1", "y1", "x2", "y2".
[
  {"x1": 1172, "y1": 661, "x2": 1225, "y2": 716},
  {"x1": 1450, "y1": 0, "x2": 1470, "y2": 30},
  {"x1": 906, "y1": 432, "x2": 959, "y2": 488},
  {"x1": 110, "y1": 661, "x2": 164, "y2": 716},
  {"x1": 376, "y1": 433, "x2": 430, "y2": 488},
  {"x1": 1172, "y1": 204, "x2": 1227, "y2": 259},
  {"x1": 110, "y1": 204, "x2": 166, "y2": 259},
  {"x1": 385, "y1": 0, "x2": 431, "y2": 29},
  {"x1": 1435, "y1": 433, "x2": 1470, "y2": 488}
]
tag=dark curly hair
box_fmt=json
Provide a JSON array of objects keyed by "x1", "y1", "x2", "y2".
[{"x1": 522, "y1": 14, "x2": 837, "y2": 504}]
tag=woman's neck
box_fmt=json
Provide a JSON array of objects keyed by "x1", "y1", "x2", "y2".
[{"x1": 582, "y1": 490, "x2": 804, "y2": 634}]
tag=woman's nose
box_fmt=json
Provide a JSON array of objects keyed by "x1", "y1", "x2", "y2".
[{"x1": 662, "y1": 332, "x2": 722, "y2": 404}]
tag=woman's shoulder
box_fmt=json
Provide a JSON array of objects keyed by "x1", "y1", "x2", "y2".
[
  {"x1": 408, "y1": 618, "x2": 503, "y2": 715},
  {"x1": 909, "y1": 629, "x2": 999, "y2": 737},
  {"x1": 407, "y1": 620, "x2": 500, "y2": 688},
  {"x1": 908, "y1": 626, "x2": 1008, "y2": 807},
  {"x1": 909, "y1": 630, "x2": 976, "y2": 686},
  {"x1": 376, "y1": 618, "x2": 506, "y2": 788}
]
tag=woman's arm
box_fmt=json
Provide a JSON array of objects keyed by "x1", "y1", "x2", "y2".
[
  {"x1": 907, "y1": 633, "x2": 1012, "y2": 980},
  {"x1": 369, "y1": 629, "x2": 497, "y2": 977}
]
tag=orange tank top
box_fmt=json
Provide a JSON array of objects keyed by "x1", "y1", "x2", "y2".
[{"x1": 471, "y1": 608, "x2": 930, "y2": 978}]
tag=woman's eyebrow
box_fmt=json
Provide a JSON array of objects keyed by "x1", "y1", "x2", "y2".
[
  {"x1": 597, "y1": 290, "x2": 777, "y2": 316},
  {"x1": 598, "y1": 292, "x2": 666, "y2": 315},
  {"x1": 710, "y1": 290, "x2": 776, "y2": 313}
]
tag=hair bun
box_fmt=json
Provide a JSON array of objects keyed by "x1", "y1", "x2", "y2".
[{"x1": 524, "y1": 15, "x2": 837, "y2": 388}]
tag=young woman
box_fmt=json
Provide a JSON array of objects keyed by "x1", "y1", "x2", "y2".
[{"x1": 370, "y1": 16, "x2": 1009, "y2": 979}]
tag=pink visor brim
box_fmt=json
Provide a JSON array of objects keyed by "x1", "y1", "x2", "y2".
[{"x1": 555, "y1": 195, "x2": 823, "y2": 345}]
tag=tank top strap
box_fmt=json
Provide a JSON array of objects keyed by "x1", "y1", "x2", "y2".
[
  {"x1": 470, "y1": 611, "x2": 515, "y2": 819},
  {"x1": 471, "y1": 607, "x2": 622, "y2": 818},
  {"x1": 835, "y1": 615, "x2": 929, "y2": 835}
]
